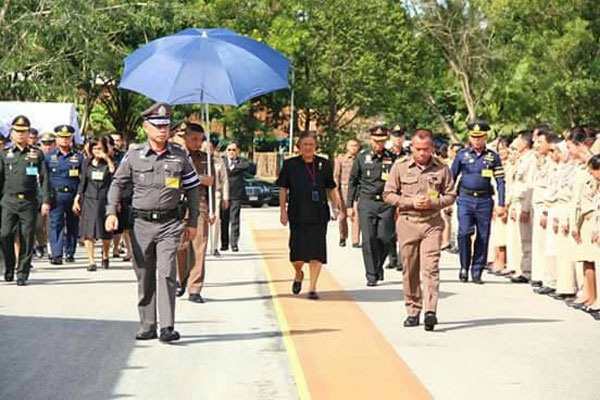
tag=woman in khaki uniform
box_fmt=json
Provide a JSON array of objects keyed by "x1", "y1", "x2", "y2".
[
  {"x1": 501, "y1": 142, "x2": 520, "y2": 276},
  {"x1": 588, "y1": 156, "x2": 600, "y2": 320},
  {"x1": 565, "y1": 128, "x2": 597, "y2": 309},
  {"x1": 489, "y1": 138, "x2": 510, "y2": 274}
]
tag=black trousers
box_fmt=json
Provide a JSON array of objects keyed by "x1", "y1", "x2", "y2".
[
  {"x1": 1, "y1": 200, "x2": 37, "y2": 279},
  {"x1": 220, "y1": 199, "x2": 242, "y2": 248},
  {"x1": 357, "y1": 199, "x2": 396, "y2": 282}
]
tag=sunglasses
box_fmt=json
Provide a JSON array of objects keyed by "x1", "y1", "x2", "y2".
[{"x1": 226, "y1": 148, "x2": 236, "y2": 151}]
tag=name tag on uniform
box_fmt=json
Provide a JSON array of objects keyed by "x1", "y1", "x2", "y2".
[
  {"x1": 165, "y1": 176, "x2": 180, "y2": 188},
  {"x1": 427, "y1": 190, "x2": 439, "y2": 200},
  {"x1": 381, "y1": 172, "x2": 389, "y2": 181},
  {"x1": 69, "y1": 169, "x2": 79, "y2": 177},
  {"x1": 481, "y1": 169, "x2": 493, "y2": 178},
  {"x1": 26, "y1": 166, "x2": 39, "y2": 176},
  {"x1": 91, "y1": 171, "x2": 104, "y2": 181}
]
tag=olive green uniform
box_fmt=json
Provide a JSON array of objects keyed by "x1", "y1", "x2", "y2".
[{"x1": 0, "y1": 145, "x2": 50, "y2": 280}]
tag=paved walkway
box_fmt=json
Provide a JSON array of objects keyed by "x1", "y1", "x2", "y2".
[{"x1": 1, "y1": 207, "x2": 599, "y2": 399}]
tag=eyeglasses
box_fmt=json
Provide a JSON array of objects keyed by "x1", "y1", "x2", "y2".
[{"x1": 226, "y1": 148, "x2": 236, "y2": 152}]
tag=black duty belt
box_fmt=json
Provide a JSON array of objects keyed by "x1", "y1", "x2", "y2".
[
  {"x1": 461, "y1": 188, "x2": 492, "y2": 198},
  {"x1": 362, "y1": 193, "x2": 383, "y2": 201},
  {"x1": 54, "y1": 187, "x2": 75, "y2": 193},
  {"x1": 133, "y1": 208, "x2": 178, "y2": 222}
]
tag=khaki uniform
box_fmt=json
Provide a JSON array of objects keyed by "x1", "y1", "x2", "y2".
[
  {"x1": 210, "y1": 155, "x2": 229, "y2": 252},
  {"x1": 177, "y1": 150, "x2": 214, "y2": 295},
  {"x1": 570, "y1": 164, "x2": 593, "y2": 294},
  {"x1": 530, "y1": 156, "x2": 554, "y2": 283},
  {"x1": 575, "y1": 172, "x2": 599, "y2": 262},
  {"x1": 334, "y1": 153, "x2": 360, "y2": 244},
  {"x1": 383, "y1": 156, "x2": 456, "y2": 316},
  {"x1": 507, "y1": 150, "x2": 536, "y2": 278}
]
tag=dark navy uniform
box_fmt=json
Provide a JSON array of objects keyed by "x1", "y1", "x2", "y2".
[
  {"x1": 348, "y1": 126, "x2": 398, "y2": 285},
  {"x1": 46, "y1": 125, "x2": 83, "y2": 264},
  {"x1": 451, "y1": 123, "x2": 505, "y2": 282},
  {"x1": 0, "y1": 116, "x2": 50, "y2": 285}
]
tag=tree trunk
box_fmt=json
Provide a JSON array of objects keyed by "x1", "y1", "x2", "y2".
[{"x1": 421, "y1": 90, "x2": 460, "y2": 142}]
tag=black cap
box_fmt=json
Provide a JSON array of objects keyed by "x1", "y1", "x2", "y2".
[
  {"x1": 369, "y1": 125, "x2": 389, "y2": 141},
  {"x1": 390, "y1": 124, "x2": 406, "y2": 137},
  {"x1": 467, "y1": 122, "x2": 490, "y2": 137},
  {"x1": 11, "y1": 115, "x2": 31, "y2": 132}
]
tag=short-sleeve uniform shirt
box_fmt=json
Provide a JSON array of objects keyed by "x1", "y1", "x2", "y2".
[{"x1": 276, "y1": 155, "x2": 336, "y2": 224}]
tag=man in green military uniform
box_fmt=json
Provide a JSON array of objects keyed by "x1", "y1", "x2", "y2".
[{"x1": 0, "y1": 116, "x2": 51, "y2": 285}]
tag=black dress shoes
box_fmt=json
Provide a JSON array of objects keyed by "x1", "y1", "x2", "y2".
[
  {"x1": 87, "y1": 264, "x2": 97, "y2": 272},
  {"x1": 176, "y1": 279, "x2": 187, "y2": 297},
  {"x1": 530, "y1": 280, "x2": 543, "y2": 287},
  {"x1": 339, "y1": 239, "x2": 346, "y2": 247},
  {"x1": 213, "y1": 249, "x2": 221, "y2": 257},
  {"x1": 65, "y1": 255, "x2": 75, "y2": 263},
  {"x1": 159, "y1": 327, "x2": 180, "y2": 343},
  {"x1": 50, "y1": 257, "x2": 63, "y2": 265},
  {"x1": 231, "y1": 245, "x2": 239, "y2": 252},
  {"x1": 189, "y1": 294, "x2": 204, "y2": 303},
  {"x1": 591, "y1": 311, "x2": 600, "y2": 321},
  {"x1": 385, "y1": 262, "x2": 397, "y2": 269},
  {"x1": 220, "y1": 246, "x2": 228, "y2": 251},
  {"x1": 511, "y1": 275, "x2": 529, "y2": 283},
  {"x1": 551, "y1": 293, "x2": 575, "y2": 301},
  {"x1": 366, "y1": 280, "x2": 378, "y2": 287},
  {"x1": 446, "y1": 246, "x2": 459, "y2": 254},
  {"x1": 4, "y1": 271, "x2": 14, "y2": 282},
  {"x1": 472, "y1": 277, "x2": 483, "y2": 285},
  {"x1": 352, "y1": 243, "x2": 361, "y2": 248},
  {"x1": 102, "y1": 259, "x2": 109, "y2": 269},
  {"x1": 403, "y1": 315, "x2": 420, "y2": 327},
  {"x1": 534, "y1": 286, "x2": 555, "y2": 295},
  {"x1": 459, "y1": 269, "x2": 468, "y2": 283},
  {"x1": 135, "y1": 329, "x2": 158, "y2": 340},
  {"x1": 292, "y1": 272, "x2": 304, "y2": 295},
  {"x1": 307, "y1": 291, "x2": 319, "y2": 300},
  {"x1": 16, "y1": 278, "x2": 27, "y2": 286},
  {"x1": 377, "y1": 271, "x2": 384, "y2": 281},
  {"x1": 424, "y1": 312, "x2": 437, "y2": 331}
]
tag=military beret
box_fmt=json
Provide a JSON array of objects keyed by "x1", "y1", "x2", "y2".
[
  {"x1": 40, "y1": 132, "x2": 56, "y2": 142},
  {"x1": 54, "y1": 124, "x2": 75, "y2": 137},
  {"x1": 369, "y1": 125, "x2": 389, "y2": 141},
  {"x1": 11, "y1": 115, "x2": 31, "y2": 132},
  {"x1": 390, "y1": 124, "x2": 406, "y2": 137},
  {"x1": 141, "y1": 102, "x2": 172, "y2": 125},
  {"x1": 468, "y1": 122, "x2": 490, "y2": 137}
]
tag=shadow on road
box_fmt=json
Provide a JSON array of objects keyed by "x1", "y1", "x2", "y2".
[
  {"x1": 176, "y1": 328, "x2": 339, "y2": 346},
  {"x1": 435, "y1": 317, "x2": 562, "y2": 332},
  {"x1": 0, "y1": 315, "x2": 139, "y2": 400}
]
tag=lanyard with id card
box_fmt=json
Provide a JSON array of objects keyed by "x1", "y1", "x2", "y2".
[
  {"x1": 305, "y1": 161, "x2": 320, "y2": 202},
  {"x1": 26, "y1": 164, "x2": 39, "y2": 176},
  {"x1": 91, "y1": 170, "x2": 105, "y2": 181},
  {"x1": 165, "y1": 164, "x2": 181, "y2": 189}
]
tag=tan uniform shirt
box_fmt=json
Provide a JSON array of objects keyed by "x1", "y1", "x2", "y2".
[
  {"x1": 213, "y1": 155, "x2": 229, "y2": 202},
  {"x1": 334, "y1": 153, "x2": 357, "y2": 203},
  {"x1": 383, "y1": 156, "x2": 456, "y2": 220},
  {"x1": 509, "y1": 150, "x2": 536, "y2": 212},
  {"x1": 189, "y1": 150, "x2": 215, "y2": 215},
  {"x1": 532, "y1": 155, "x2": 554, "y2": 209}
]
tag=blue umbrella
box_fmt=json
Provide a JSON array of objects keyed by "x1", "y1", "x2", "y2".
[{"x1": 119, "y1": 28, "x2": 291, "y2": 105}]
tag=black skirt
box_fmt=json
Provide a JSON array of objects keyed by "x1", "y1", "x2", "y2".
[
  {"x1": 80, "y1": 196, "x2": 112, "y2": 240},
  {"x1": 289, "y1": 222, "x2": 328, "y2": 264}
]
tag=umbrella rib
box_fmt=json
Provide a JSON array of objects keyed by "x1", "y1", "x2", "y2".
[
  {"x1": 209, "y1": 43, "x2": 239, "y2": 105},
  {"x1": 166, "y1": 39, "x2": 204, "y2": 104}
]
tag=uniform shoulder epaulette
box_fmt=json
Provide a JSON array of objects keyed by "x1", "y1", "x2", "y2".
[
  {"x1": 359, "y1": 149, "x2": 370, "y2": 156},
  {"x1": 130, "y1": 143, "x2": 145, "y2": 151},
  {"x1": 395, "y1": 155, "x2": 409, "y2": 163},
  {"x1": 169, "y1": 143, "x2": 186, "y2": 154},
  {"x1": 433, "y1": 155, "x2": 445, "y2": 166}
]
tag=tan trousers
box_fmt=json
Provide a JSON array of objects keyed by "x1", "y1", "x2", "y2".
[
  {"x1": 177, "y1": 211, "x2": 209, "y2": 295},
  {"x1": 543, "y1": 208, "x2": 557, "y2": 288},
  {"x1": 506, "y1": 204, "x2": 521, "y2": 273},
  {"x1": 509, "y1": 203, "x2": 532, "y2": 278},
  {"x1": 531, "y1": 206, "x2": 546, "y2": 282},
  {"x1": 210, "y1": 196, "x2": 222, "y2": 253},
  {"x1": 397, "y1": 215, "x2": 442, "y2": 317},
  {"x1": 339, "y1": 195, "x2": 360, "y2": 244},
  {"x1": 554, "y1": 206, "x2": 577, "y2": 294}
]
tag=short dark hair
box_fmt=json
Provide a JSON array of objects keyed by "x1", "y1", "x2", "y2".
[
  {"x1": 496, "y1": 137, "x2": 510, "y2": 150},
  {"x1": 412, "y1": 128, "x2": 434, "y2": 143},
  {"x1": 517, "y1": 130, "x2": 533, "y2": 148},
  {"x1": 566, "y1": 126, "x2": 591, "y2": 145},
  {"x1": 87, "y1": 136, "x2": 108, "y2": 154},
  {"x1": 296, "y1": 131, "x2": 318, "y2": 146},
  {"x1": 538, "y1": 130, "x2": 560, "y2": 144},
  {"x1": 588, "y1": 154, "x2": 600, "y2": 170},
  {"x1": 450, "y1": 143, "x2": 463, "y2": 151}
]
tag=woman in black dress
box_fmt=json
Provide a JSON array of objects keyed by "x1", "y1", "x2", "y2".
[
  {"x1": 276, "y1": 131, "x2": 341, "y2": 299},
  {"x1": 73, "y1": 136, "x2": 116, "y2": 271}
]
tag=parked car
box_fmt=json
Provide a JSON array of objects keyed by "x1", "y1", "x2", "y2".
[{"x1": 242, "y1": 174, "x2": 280, "y2": 207}]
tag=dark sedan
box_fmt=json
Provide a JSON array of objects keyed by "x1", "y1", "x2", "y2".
[{"x1": 242, "y1": 174, "x2": 280, "y2": 207}]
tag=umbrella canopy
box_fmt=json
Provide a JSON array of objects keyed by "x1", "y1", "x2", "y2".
[{"x1": 119, "y1": 28, "x2": 290, "y2": 106}]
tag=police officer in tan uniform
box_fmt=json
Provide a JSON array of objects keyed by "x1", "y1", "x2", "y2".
[
  {"x1": 202, "y1": 141, "x2": 229, "y2": 257},
  {"x1": 106, "y1": 103, "x2": 201, "y2": 343},
  {"x1": 175, "y1": 122, "x2": 215, "y2": 303},
  {"x1": 383, "y1": 129, "x2": 456, "y2": 332},
  {"x1": 334, "y1": 138, "x2": 361, "y2": 248},
  {"x1": 507, "y1": 131, "x2": 536, "y2": 283}
]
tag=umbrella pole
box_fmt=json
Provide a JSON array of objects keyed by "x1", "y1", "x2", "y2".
[{"x1": 204, "y1": 103, "x2": 215, "y2": 237}]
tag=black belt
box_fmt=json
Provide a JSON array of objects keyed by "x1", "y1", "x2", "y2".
[
  {"x1": 461, "y1": 188, "x2": 492, "y2": 198},
  {"x1": 54, "y1": 187, "x2": 75, "y2": 193},
  {"x1": 362, "y1": 194, "x2": 383, "y2": 201},
  {"x1": 133, "y1": 208, "x2": 178, "y2": 222}
]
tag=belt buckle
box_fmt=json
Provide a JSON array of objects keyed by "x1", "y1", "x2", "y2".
[
  {"x1": 473, "y1": 192, "x2": 479, "y2": 197},
  {"x1": 151, "y1": 212, "x2": 159, "y2": 221},
  {"x1": 17, "y1": 194, "x2": 25, "y2": 200}
]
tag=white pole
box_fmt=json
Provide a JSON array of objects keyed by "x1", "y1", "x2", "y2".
[{"x1": 288, "y1": 70, "x2": 295, "y2": 155}]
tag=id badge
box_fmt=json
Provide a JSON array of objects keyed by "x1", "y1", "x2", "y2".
[
  {"x1": 91, "y1": 171, "x2": 104, "y2": 181},
  {"x1": 427, "y1": 190, "x2": 439, "y2": 200},
  {"x1": 26, "y1": 166, "x2": 39, "y2": 176},
  {"x1": 69, "y1": 169, "x2": 79, "y2": 177},
  {"x1": 481, "y1": 169, "x2": 493, "y2": 178},
  {"x1": 312, "y1": 190, "x2": 320, "y2": 202},
  {"x1": 165, "y1": 176, "x2": 180, "y2": 189},
  {"x1": 381, "y1": 172, "x2": 389, "y2": 181}
]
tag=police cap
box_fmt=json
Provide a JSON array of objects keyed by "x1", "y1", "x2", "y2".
[
  {"x1": 369, "y1": 125, "x2": 389, "y2": 141},
  {"x1": 141, "y1": 102, "x2": 172, "y2": 126},
  {"x1": 40, "y1": 132, "x2": 56, "y2": 142},
  {"x1": 54, "y1": 125, "x2": 75, "y2": 138},
  {"x1": 468, "y1": 122, "x2": 490, "y2": 138},
  {"x1": 390, "y1": 124, "x2": 406, "y2": 137},
  {"x1": 11, "y1": 115, "x2": 31, "y2": 132}
]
